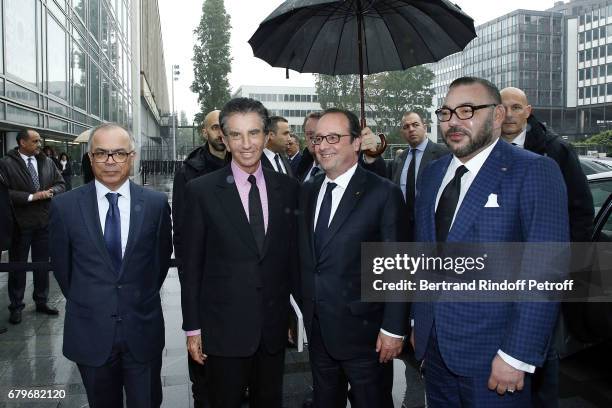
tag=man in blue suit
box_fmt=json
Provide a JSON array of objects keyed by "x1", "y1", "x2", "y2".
[
  {"x1": 49, "y1": 123, "x2": 172, "y2": 408},
  {"x1": 411, "y1": 77, "x2": 569, "y2": 407}
]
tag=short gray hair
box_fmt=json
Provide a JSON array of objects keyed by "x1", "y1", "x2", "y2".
[{"x1": 87, "y1": 123, "x2": 136, "y2": 152}]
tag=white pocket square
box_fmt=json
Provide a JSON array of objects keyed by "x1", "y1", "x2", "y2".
[{"x1": 484, "y1": 193, "x2": 499, "y2": 208}]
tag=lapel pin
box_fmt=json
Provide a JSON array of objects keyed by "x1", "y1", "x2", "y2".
[
  {"x1": 355, "y1": 191, "x2": 361, "y2": 196},
  {"x1": 501, "y1": 167, "x2": 507, "y2": 172},
  {"x1": 134, "y1": 204, "x2": 142, "y2": 212}
]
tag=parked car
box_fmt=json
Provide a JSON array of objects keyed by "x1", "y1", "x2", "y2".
[
  {"x1": 579, "y1": 156, "x2": 612, "y2": 175},
  {"x1": 560, "y1": 171, "x2": 612, "y2": 357}
]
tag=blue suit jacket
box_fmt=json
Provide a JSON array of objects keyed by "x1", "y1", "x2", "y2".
[
  {"x1": 412, "y1": 140, "x2": 569, "y2": 376},
  {"x1": 49, "y1": 181, "x2": 172, "y2": 366}
]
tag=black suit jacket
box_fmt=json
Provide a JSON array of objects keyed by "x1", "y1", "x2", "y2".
[
  {"x1": 182, "y1": 165, "x2": 299, "y2": 357},
  {"x1": 298, "y1": 166, "x2": 409, "y2": 360},
  {"x1": 261, "y1": 152, "x2": 294, "y2": 178},
  {"x1": 391, "y1": 140, "x2": 448, "y2": 239},
  {"x1": 0, "y1": 175, "x2": 13, "y2": 251},
  {"x1": 49, "y1": 181, "x2": 172, "y2": 366}
]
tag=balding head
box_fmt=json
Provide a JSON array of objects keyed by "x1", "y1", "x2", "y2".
[
  {"x1": 500, "y1": 87, "x2": 532, "y2": 141},
  {"x1": 202, "y1": 110, "x2": 225, "y2": 153}
]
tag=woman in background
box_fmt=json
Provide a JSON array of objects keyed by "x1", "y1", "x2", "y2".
[{"x1": 59, "y1": 152, "x2": 72, "y2": 191}]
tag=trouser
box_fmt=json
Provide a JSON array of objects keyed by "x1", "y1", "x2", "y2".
[{"x1": 8, "y1": 226, "x2": 50, "y2": 311}]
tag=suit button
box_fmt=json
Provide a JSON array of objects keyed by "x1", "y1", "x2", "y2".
[{"x1": 116, "y1": 285, "x2": 122, "y2": 289}]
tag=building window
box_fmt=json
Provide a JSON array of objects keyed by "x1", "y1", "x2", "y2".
[
  {"x1": 579, "y1": 32, "x2": 585, "y2": 44},
  {"x1": 586, "y1": 86, "x2": 591, "y2": 98},
  {"x1": 586, "y1": 30, "x2": 592, "y2": 42},
  {"x1": 593, "y1": 47, "x2": 599, "y2": 59},
  {"x1": 594, "y1": 28, "x2": 600, "y2": 41},
  {"x1": 586, "y1": 67, "x2": 591, "y2": 80},
  {"x1": 47, "y1": 15, "x2": 68, "y2": 100},
  {"x1": 607, "y1": 83, "x2": 612, "y2": 95},
  {"x1": 601, "y1": 26, "x2": 607, "y2": 39},
  {"x1": 90, "y1": 0, "x2": 100, "y2": 42},
  {"x1": 600, "y1": 45, "x2": 606, "y2": 58},
  {"x1": 73, "y1": 0, "x2": 86, "y2": 23},
  {"x1": 579, "y1": 69, "x2": 585, "y2": 81},
  {"x1": 592, "y1": 85, "x2": 598, "y2": 98},
  {"x1": 72, "y1": 41, "x2": 87, "y2": 110},
  {"x1": 90, "y1": 62, "x2": 101, "y2": 117},
  {"x1": 579, "y1": 87, "x2": 584, "y2": 98},
  {"x1": 579, "y1": 51, "x2": 585, "y2": 62},
  {"x1": 5, "y1": 0, "x2": 37, "y2": 86},
  {"x1": 586, "y1": 49, "x2": 592, "y2": 61},
  {"x1": 600, "y1": 84, "x2": 606, "y2": 96},
  {"x1": 601, "y1": 65, "x2": 607, "y2": 77}
]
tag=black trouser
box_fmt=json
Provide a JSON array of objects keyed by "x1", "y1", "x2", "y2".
[
  {"x1": 8, "y1": 226, "x2": 50, "y2": 311},
  {"x1": 309, "y1": 316, "x2": 392, "y2": 408},
  {"x1": 78, "y1": 323, "x2": 163, "y2": 408},
  {"x1": 188, "y1": 354, "x2": 211, "y2": 408},
  {"x1": 206, "y1": 343, "x2": 285, "y2": 408}
]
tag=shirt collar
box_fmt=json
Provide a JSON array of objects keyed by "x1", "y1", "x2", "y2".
[
  {"x1": 410, "y1": 138, "x2": 429, "y2": 152},
  {"x1": 263, "y1": 148, "x2": 277, "y2": 162},
  {"x1": 509, "y1": 128, "x2": 526, "y2": 148},
  {"x1": 95, "y1": 179, "x2": 131, "y2": 201},
  {"x1": 19, "y1": 151, "x2": 36, "y2": 162},
  {"x1": 323, "y1": 162, "x2": 358, "y2": 189},
  {"x1": 231, "y1": 159, "x2": 264, "y2": 186},
  {"x1": 449, "y1": 138, "x2": 499, "y2": 176}
]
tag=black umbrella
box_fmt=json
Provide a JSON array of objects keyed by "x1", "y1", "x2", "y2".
[{"x1": 249, "y1": 0, "x2": 476, "y2": 129}]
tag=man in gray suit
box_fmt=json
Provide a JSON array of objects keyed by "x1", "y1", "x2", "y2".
[{"x1": 390, "y1": 111, "x2": 448, "y2": 241}]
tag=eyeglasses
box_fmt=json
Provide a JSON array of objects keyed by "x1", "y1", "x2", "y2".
[
  {"x1": 310, "y1": 133, "x2": 351, "y2": 145},
  {"x1": 91, "y1": 150, "x2": 133, "y2": 163},
  {"x1": 435, "y1": 104, "x2": 497, "y2": 122}
]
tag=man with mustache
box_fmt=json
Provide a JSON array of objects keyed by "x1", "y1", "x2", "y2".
[
  {"x1": 172, "y1": 109, "x2": 229, "y2": 408},
  {"x1": 411, "y1": 77, "x2": 569, "y2": 407},
  {"x1": 500, "y1": 87, "x2": 594, "y2": 408}
]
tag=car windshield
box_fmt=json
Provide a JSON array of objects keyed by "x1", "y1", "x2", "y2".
[
  {"x1": 581, "y1": 160, "x2": 612, "y2": 175},
  {"x1": 589, "y1": 179, "x2": 612, "y2": 215}
]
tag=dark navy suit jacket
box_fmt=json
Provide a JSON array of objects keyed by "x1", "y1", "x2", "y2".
[
  {"x1": 298, "y1": 166, "x2": 409, "y2": 360},
  {"x1": 412, "y1": 140, "x2": 569, "y2": 376},
  {"x1": 49, "y1": 181, "x2": 172, "y2": 366}
]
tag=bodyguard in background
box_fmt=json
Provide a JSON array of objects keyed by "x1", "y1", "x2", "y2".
[
  {"x1": 0, "y1": 129, "x2": 65, "y2": 325},
  {"x1": 49, "y1": 123, "x2": 172, "y2": 407}
]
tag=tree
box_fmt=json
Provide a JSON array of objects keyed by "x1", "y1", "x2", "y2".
[
  {"x1": 314, "y1": 66, "x2": 435, "y2": 144},
  {"x1": 583, "y1": 130, "x2": 612, "y2": 146},
  {"x1": 191, "y1": 0, "x2": 232, "y2": 126}
]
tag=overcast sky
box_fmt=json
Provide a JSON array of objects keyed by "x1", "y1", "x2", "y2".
[{"x1": 157, "y1": 0, "x2": 558, "y2": 120}]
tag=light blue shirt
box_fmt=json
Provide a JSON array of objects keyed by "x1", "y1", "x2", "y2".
[{"x1": 399, "y1": 138, "x2": 429, "y2": 197}]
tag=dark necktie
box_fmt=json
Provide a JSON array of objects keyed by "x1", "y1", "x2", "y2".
[
  {"x1": 274, "y1": 154, "x2": 285, "y2": 174},
  {"x1": 309, "y1": 166, "x2": 320, "y2": 179},
  {"x1": 435, "y1": 165, "x2": 468, "y2": 242},
  {"x1": 405, "y1": 149, "x2": 417, "y2": 217},
  {"x1": 27, "y1": 158, "x2": 40, "y2": 191},
  {"x1": 104, "y1": 192, "x2": 122, "y2": 273},
  {"x1": 314, "y1": 182, "x2": 337, "y2": 258},
  {"x1": 511, "y1": 142, "x2": 518, "y2": 146},
  {"x1": 248, "y1": 175, "x2": 265, "y2": 253}
]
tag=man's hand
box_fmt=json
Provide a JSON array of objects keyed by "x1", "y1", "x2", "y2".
[
  {"x1": 376, "y1": 332, "x2": 403, "y2": 363},
  {"x1": 33, "y1": 189, "x2": 53, "y2": 201},
  {"x1": 187, "y1": 334, "x2": 207, "y2": 365},
  {"x1": 360, "y1": 127, "x2": 381, "y2": 164},
  {"x1": 409, "y1": 330, "x2": 415, "y2": 351},
  {"x1": 487, "y1": 354, "x2": 525, "y2": 395}
]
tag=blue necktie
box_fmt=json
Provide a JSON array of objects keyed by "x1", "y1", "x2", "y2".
[
  {"x1": 314, "y1": 182, "x2": 336, "y2": 259},
  {"x1": 27, "y1": 158, "x2": 40, "y2": 191},
  {"x1": 104, "y1": 192, "x2": 122, "y2": 273}
]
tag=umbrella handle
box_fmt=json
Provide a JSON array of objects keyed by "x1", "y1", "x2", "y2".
[{"x1": 364, "y1": 133, "x2": 387, "y2": 158}]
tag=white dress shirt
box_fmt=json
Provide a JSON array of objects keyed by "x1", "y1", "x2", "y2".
[
  {"x1": 508, "y1": 128, "x2": 527, "y2": 148},
  {"x1": 263, "y1": 148, "x2": 287, "y2": 174},
  {"x1": 95, "y1": 179, "x2": 131, "y2": 257},
  {"x1": 434, "y1": 138, "x2": 535, "y2": 373},
  {"x1": 314, "y1": 163, "x2": 402, "y2": 339}
]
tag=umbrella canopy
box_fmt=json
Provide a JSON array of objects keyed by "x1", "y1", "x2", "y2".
[
  {"x1": 248, "y1": 0, "x2": 476, "y2": 76},
  {"x1": 74, "y1": 128, "x2": 92, "y2": 143}
]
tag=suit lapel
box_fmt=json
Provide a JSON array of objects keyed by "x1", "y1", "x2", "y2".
[
  {"x1": 417, "y1": 141, "x2": 435, "y2": 181},
  {"x1": 120, "y1": 182, "x2": 145, "y2": 276},
  {"x1": 261, "y1": 169, "x2": 281, "y2": 258},
  {"x1": 306, "y1": 174, "x2": 324, "y2": 259},
  {"x1": 393, "y1": 150, "x2": 409, "y2": 184},
  {"x1": 319, "y1": 167, "x2": 366, "y2": 253},
  {"x1": 78, "y1": 183, "x2": 115, "y2": 274},
  {"x1": 422, "y1": 155, "x2": 452, "y2": 242},
  {"x1": 215, "y1": 167, "x2": 260, "y2": 255},
  {"x1": 447, "y1": 141, "x2": 509, "y2": 241}
]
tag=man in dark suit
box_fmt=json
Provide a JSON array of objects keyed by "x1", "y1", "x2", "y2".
[
  {"x1": 287, "y1": 133, "x2": 302, "y2": 175},
  {"x1": 390, "y1": 111, "x2": 448, "y2": 240},
  {"x1": 501, "y1": 86, "x2": 594, "y2": 408},
  {"x1": 172, "y1": 109, "x2": 228, "y2": 408},
  {"x1": 411, "y1": 77, "x2": 569, "y2": 407},
  {"x1": 298, "y1": 108, "x2": 409, "y2": 408},
  {"x1": 181, "y1": 98, "x2": 299, "y2": 408},
  {"x1": 295, "y1": 112, "x2": 323, "y2": 183},
  {"x1": 49, "y1": 123, "x2": 172, "y2": 408},
  {"x1": 0, "y1": 129, "x2": 65, "y2": 324},
  {"x1": 261, "y1": 115, "x2": 294, "y2": 177}
]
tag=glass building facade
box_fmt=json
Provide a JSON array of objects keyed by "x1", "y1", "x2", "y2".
[{"x1": 429, "y1": 10, "x2": 565, "y2": 141}]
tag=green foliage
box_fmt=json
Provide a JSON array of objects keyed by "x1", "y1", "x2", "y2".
[
  {"x1": 314, "y1": 66, "x2": 435, "y2": 136},
  {"x1": 583, "y1": 130, "x2": 612, "y2": 146},
  {"x1": 191, "y1": 0, "x2": 232, "y2": 126}
]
